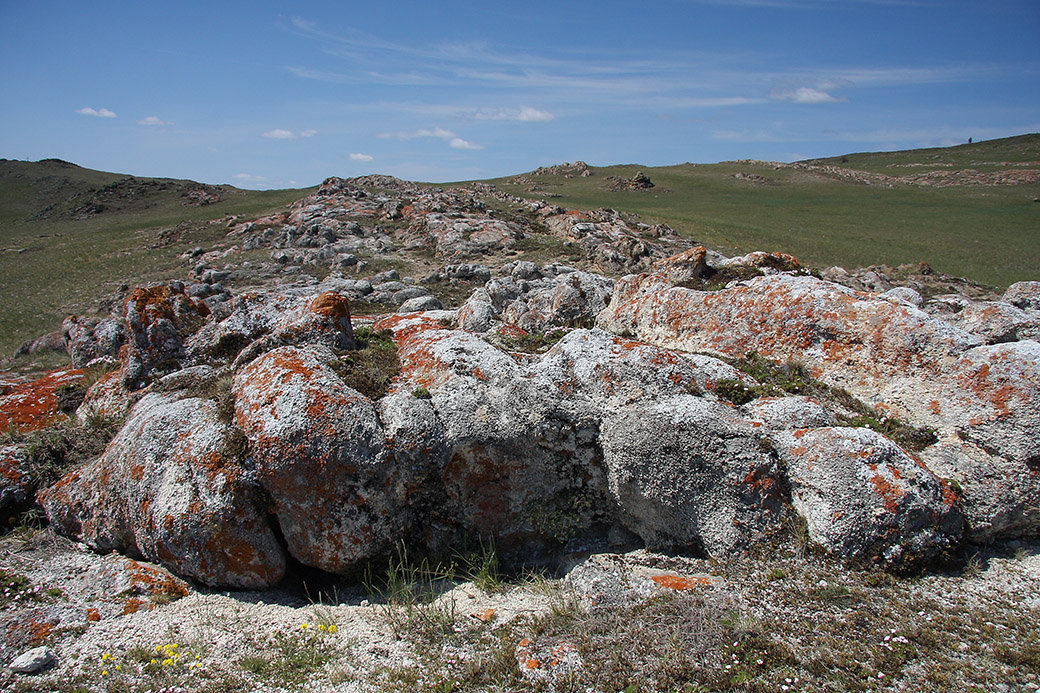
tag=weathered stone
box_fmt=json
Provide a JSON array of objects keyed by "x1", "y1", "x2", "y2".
[
  {"x1": 1003, "y1": 281, "x2": 1040, "y2": 310},
  {"x1": 602, "y1": 395, "x2": 785, "y2": 555},
  {"x1": 398, "y1": 295, "x2": 444, "y2": 312},
  {"x1": 0, "y1": 445, "x2": 30, "y2": 515},
  {"x1": 8, "y1": 646, "x2": 56, "y2": 674},
  {"x1": 62, "y1": 316, "x2": 127, "y2": 368},
  {"x1": 233, "y1": 345, "x2": 400, "y2": 572},
  {"x1": 121, "y1": 283, "x2": 211, "y2": 388},
  {"x1": 773, "y1": 427, "x2": 963, "y2": 566},
  {"x1": 41, "y1": 393, "x2": 285, "y2": 589}
]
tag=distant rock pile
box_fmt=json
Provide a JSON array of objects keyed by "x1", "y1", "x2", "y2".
[
  {"x1": 606, "y1": 171, "x2": 655, "y2": 191},
  {"x1": 532, "y1": 161, "x2": 593, "y2": 177}
]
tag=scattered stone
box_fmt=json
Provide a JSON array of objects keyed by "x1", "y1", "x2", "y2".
[{"x1": 8, "y1": 646, "x2": 57, "y2": 674}]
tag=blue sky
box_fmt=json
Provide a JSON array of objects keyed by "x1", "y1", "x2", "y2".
[{"x1": 1, "y1": 0, "x2": 1038, "y2": 188}]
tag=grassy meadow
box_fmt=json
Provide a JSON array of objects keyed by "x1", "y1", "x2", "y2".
[
  {"x1": 0, "y1": 159, "x2": 311, "y2": 356},
  {"x1": 485, "y1": 134, "x2": 1039, "y2": 289}
]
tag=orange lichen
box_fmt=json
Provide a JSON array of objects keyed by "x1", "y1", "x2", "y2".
[{"x1": 649, "y1": 574, "x2": 713, "y2": 590}]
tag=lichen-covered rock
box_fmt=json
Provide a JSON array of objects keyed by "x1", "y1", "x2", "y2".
[
  {"x1": 40, "y1": 393, "x2": 285, "y2": 589},
  {"x1": 373, "y1": 314, "x2": 612, "y2": 561},
  {"x1": 186, "y1": 290, "x2": 354, "y2": 368},
  {"x1": 1003, "y1": 281, "x2": 1040, "y2": 311},
  {"x1": 74, "y1": 369, "x2": 132, "y2": 423},
  {"x1": 121, "y1": 283, "x2": 211, "y2": 388},
  {"x1": 743, "y1": 396, "x2": 834, "y2": 430},
  {"x1": 0, "y1": 368, "x2": 83, "y2": 434},
  {"x1": 599, "y1": 253, "x2": 1039, "y2": 539},
  {"x1": 773, "y1": 427, "x2": 962, "y2": 566},
  {"x1": 457, "y1": 265, "x2": 614, "y2": 334},
  {"x1": 233, "y1": 345, "x2": 400, "y2": 572},
  {"x1": 0, "y1": 445, "x2": 30, "y2": 515},
  {"x1": 602, "y1": 395, "x2": 785, "y2": 555},
  {"x1": 61, "y1": 316, "x2": 126, "y2": 368}
]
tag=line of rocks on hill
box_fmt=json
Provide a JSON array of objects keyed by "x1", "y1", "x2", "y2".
[
  {"x1": 724, "y1": 159, "x2": 1040, "y2": 187},
  {"x1": 3, "y1": 226, "x2": 1037, "y2": 592},
  {"x1": 215, "y1": 175, "x2": 689, "y2": 287}
]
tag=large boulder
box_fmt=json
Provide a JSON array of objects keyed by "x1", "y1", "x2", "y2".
[
  {"x1": 773, "y1": 427, "x2": 963, "y2": 566},
  {"x1": 601, "y1": 395, "x2": 785, "y2": 555},
  {"x1": 41, "y1": 393, "x2": 285, "y2": 589},
  {"x1": 233, "y1": 345, "x2": 400, "y2": 572}
]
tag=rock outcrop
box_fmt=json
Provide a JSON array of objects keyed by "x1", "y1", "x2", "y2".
[{"x1": 18, "y1": 178, "x2": 1037, "y2": 590}]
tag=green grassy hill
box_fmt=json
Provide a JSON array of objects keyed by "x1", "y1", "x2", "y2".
[
  {"x1": 481, "y1": 134, "x2": 1040, "y2": 290},
  {"x1": 0, "y1": 159, "x2": 311, "y2": 356}
]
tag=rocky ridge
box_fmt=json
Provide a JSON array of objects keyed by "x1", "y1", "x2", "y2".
[{"x1": 1, "y1": 172, "x2": 1039, "y2": 688}]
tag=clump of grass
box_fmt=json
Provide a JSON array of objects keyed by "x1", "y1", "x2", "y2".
[
  {"x1": 490, "y1": 325, "x2": 575, "y2": 354},
  {"x1": 678, "y1": 263, "x2": 765, "y2": 291},
  {"x1": 238, "y1": 628, "x2": 334, "y2": 687},
  {"x1": 364, "y1": 542, "x2": 461, "y2": 641},
  {"x1": 327, "y1": 327, "x2": 400, "y2": 400},
  {"x1": 8, "y1": 415, "x2": 119, "y2": 491},
  {"x1": 715, "y1": 350, "x2": 937, "y2": 451}
]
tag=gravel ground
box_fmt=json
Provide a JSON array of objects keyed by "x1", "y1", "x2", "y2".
[{"x1": 1, "y1": 529, "x2": 1038, "y2": 692}]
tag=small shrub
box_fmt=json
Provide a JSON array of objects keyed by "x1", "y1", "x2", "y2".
[
  {"x1": 328, "y1": 327, "x2": 400, "y2": 400},
  {"x1": 411, "y1": 387, "x2": 432, "y2": 400}
]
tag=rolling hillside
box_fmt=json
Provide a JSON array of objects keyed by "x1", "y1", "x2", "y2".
[{"x1": 481, "y1": 134, "x2": 1039, "y2": 290}]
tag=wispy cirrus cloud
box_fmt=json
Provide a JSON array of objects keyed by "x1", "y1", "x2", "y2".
[
  {"x1": 138, "y1": 115, "x2": 174, "y2": 126},
  {"x1": 76, "y1": 107, "x2": 117, "y2": 118},
  {"x1": 377, "y1": 127, "x2": 483, "y2": 150},
  {"x1": 465, "y1": 106, "x2": 555, "y2": 122},
  {"x1": 261, "y1": 128, "x2": 317, "y2": 140},
  {"x1": 770, "y1": 86, "x2": 843, "y2": 103}
]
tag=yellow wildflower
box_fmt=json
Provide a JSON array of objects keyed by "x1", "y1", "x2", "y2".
[{"x1": 329, "y1": 625, "x2": 338, "y2": 633}]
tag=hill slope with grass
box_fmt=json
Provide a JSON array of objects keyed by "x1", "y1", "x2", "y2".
[
  {"x1": 0, "y1": 159, "x2": 312, "y2": 356},
  {"x1": 481, "y1": 134, "x2": 1040, "y2": 290}
]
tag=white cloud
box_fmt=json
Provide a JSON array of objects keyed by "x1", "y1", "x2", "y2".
[
  {"x1": 138, "y1": 115, "x2": 174, "y2": 126},
  {"x1": 232, "y1": 173, "x2": 269, "y2": 182},
  {"x1": 377, "y1": 127, "x2": 483, "y2": 149},
  {"x1": 261, "y1": 128, "x2": 316, "y2": 140},
  {"x1": 350, "y1": 152, "x2": 374, "y2": 162},
  {"x1": 771, "y1": 86, "x2": 842, "y2": 103},
  {"x1": 378, "y1": 127, "x2": 456, "y2": 140},
  {"x1": 468, "y1": 106, "x2": 555, "y2": 122},
  {"x1": 76, "y1": 107, "x2": 117, "y2": 118}
]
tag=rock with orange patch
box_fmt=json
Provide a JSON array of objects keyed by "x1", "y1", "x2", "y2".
[
  {"x1": 234, "y1": 345, "x2": 402, "y2": 572},
  {"x1": 773, "y1": 426, "x2": 963, "y2": 566},
  {"x1": 602, "y1": 394, "x2": 786, "y2": 556},
  {"x1": 40, "y1": 393, "x2": 285, "y2": 589},
  {"x1": 121, "y1": 283, "x2": 211, "y2": 388},
  {"x1": 0, "y1": 367, "x2": 83, "y2": 435},
  {"x1": 374, "y1": 317, "x2": 615, "y2": 561}
]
